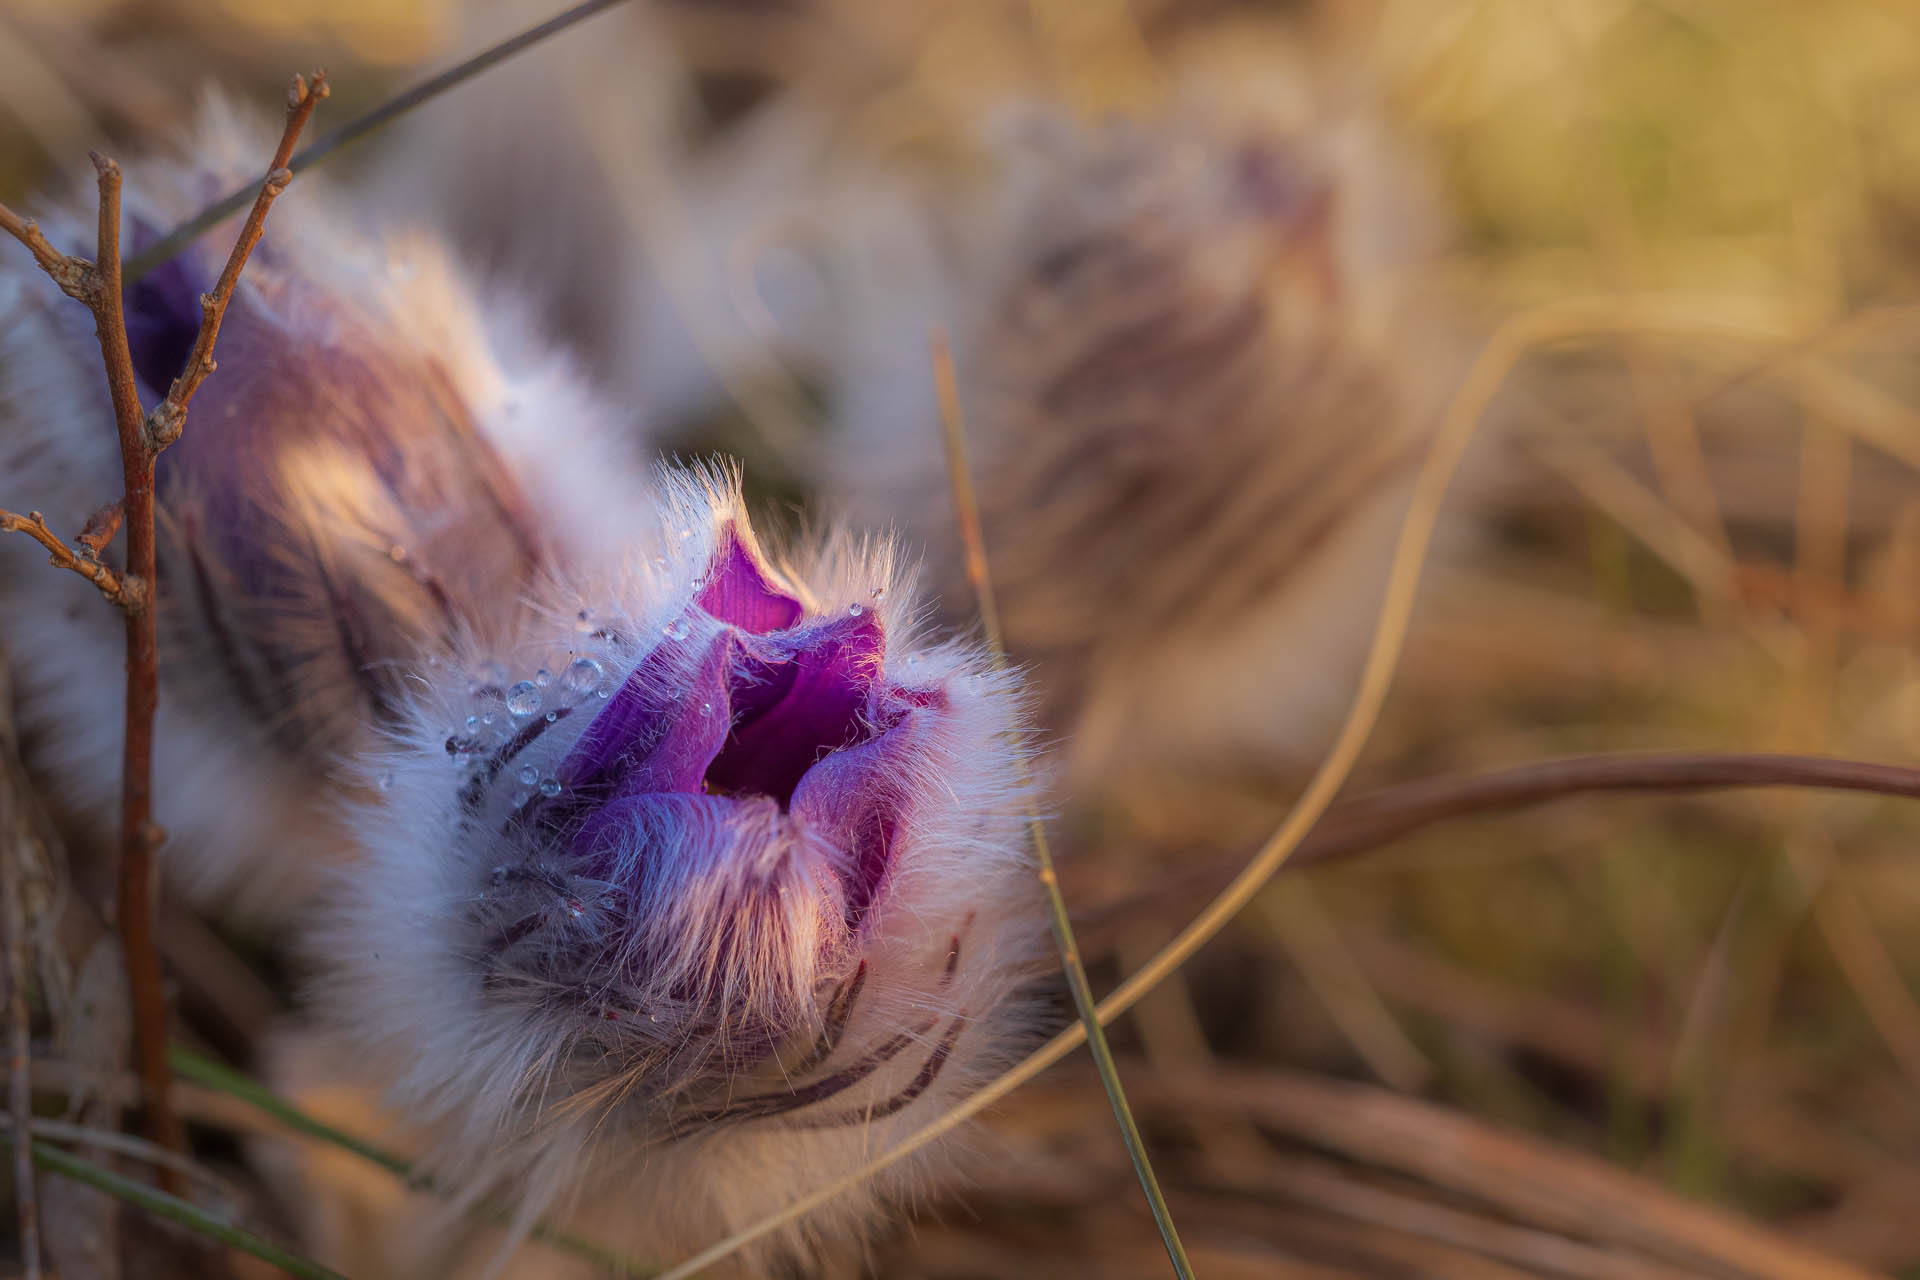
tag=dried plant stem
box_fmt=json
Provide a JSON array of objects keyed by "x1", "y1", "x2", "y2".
[
  {"x1": 3, "y1": 1136, "x2": 344, "y2": 1280},
  {"x1": 1081, "y1": 749, "x2": 1920, "y2": 936},
  {"x1": 930, "y1": 334, "x2": 1193, "y2": 1279},
  {"x1": 0, "y1": 72, "x2": 325, "y2": 1178},
  {"x1": 123, "y1": 0, "x2": 630, "y2": 283},
  {"x1": 655, "y1": 295, "x2": 1794, "y2": 1278},
  {"x1": 2, "y1": 754, "x2": 37, "y2": 1277},
  {"x1": 1293, "y1": 752, "x2": 1920, "y2": 866}
]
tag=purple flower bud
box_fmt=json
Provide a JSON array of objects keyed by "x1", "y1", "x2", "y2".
[{"x1": 314, "y1": 473, "x2": 1044, "y2": 1272}]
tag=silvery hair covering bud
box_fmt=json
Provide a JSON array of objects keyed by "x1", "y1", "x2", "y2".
[
  {"x1": 304, "y1": 468, "x2": 1043, "y2": 1275},
  {"x1": 0, "y1": 97, "x2": 645, "y2": 917},
  {"x1": 826, "y1": 98, "x2": 1449, "y2": 801}
]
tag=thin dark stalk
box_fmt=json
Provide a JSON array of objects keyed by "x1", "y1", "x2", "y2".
[
  {"x1": 930, "y1": 334, "x2": 1194, "y2": 1279},
  {"x1": 143, "y1": 73, "x2": 329, "y2": 450},
  {"x1": 81, "y1": 148, "x2": 190, "y2": 1180},
  {"x1": 1079, "y1": 751, "x2": 1920, "y2": 942},
  {"x1": 1292, "y1": 751, "x2": 1920, "y2": 866},
  {"x1": 0, "y1": 508, "x2": 127, "y2": 602},
  {"x1": 123, "y1": 0, "x2": 631, "y2": 283}
]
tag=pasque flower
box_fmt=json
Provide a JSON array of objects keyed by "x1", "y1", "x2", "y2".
[
  {"x1": 0, "y1": 98, "x2": 641, "y2": 917},
  {"x1": 308, "y1": 470, "x2": 1042, "y2": 1274}
]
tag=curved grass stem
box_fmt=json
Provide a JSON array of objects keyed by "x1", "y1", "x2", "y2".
[{"x1": 653, "y1": 294, "x2": 1803, "y2": 1278}]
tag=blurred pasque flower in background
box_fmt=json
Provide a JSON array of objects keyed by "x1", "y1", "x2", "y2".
[{"x1": 821, "y1": 82, "x2": 1460, "y2": 815}]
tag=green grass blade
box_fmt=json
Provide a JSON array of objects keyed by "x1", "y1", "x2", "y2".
[
  {"x1": 8, "y1": 1136, "x2": 342, "y2": 1280},
  {"x1": 930, "y1": 335, "x2": 1194, "y2": 1279},
  {"x1": 169, "y1": 1045, "x2": 650, "y2": 1275}
]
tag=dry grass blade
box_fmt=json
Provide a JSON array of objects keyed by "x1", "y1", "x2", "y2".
[
  {"x1": 1140, "y1": 1067, "x2": 1879, "y2": 1280},
  {"x1": 1081, "y1": 752, "x2": 1920, "y2": 945},
  {"x1": 930, "y1": 333, "x2": 1193, "y2": 1278}
]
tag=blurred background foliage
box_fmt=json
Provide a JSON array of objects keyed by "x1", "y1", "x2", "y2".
[{"x1": 8, "y1": 0, "x2": 1920, "y2": 1276}]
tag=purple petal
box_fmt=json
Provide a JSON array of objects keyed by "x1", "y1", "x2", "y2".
[
  {"x1": 697, "y1": 527, "x2": 802, "y2": 634},
  {"x1": 705, "y1": 613, "x2": 886, "y2": 808},
  {"x1": 563, "y1": 635, "x2": 737, "y2": 852},
  {"x1": 789, "y1": 706, "x2": 924, "y2": 927}
]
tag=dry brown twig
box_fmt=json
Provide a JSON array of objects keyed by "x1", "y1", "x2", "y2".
[
  {"x1": 0, "y1": 509, "x2": 126, "y2": 604},
  {"x1": 1079, "y1": 750, "x2": 1920, "y2": 946},
  {"x1": 0, "y1": 70, "x2": 327, "y2": 1180}
]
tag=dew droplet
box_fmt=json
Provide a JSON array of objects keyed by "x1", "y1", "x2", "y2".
[
  {"x1": 505, "y1": 681, "x2": 541, "y2": 717},
  {"x1": 871, "y1": 586, "x2": 887, "y2": 601},
  {"x1": 700, "y1": 701, "x2": 712, "y2": 716},
  {"x1": 480, "y1": 713, "x2": 496, "y2": 727},
  {"x1": 538, "y1": 777, "x2": 563, "y2": 798},
  {"x1": 848, "y1": 602, "x2": 864, "y2": 616},
  {"x1": 663, "y1": 618, "x2": 689, "y2": 641},
  {"x1": 465, "y1": 715, "x2": 480, "y2": 732},
  {"x1": 534, "y1": 668, "x2": 552, "y2": 688},
  {"x1": 574, "y1": 609, "x2": 596, "y2": 634},
  {"x1": 376, "y1": 771, "x2": 394, "y2": 792},
  {"x1": 545, "y1": 711, "x2": 559, "y2": 724},
  {"x1": 517, "y1": 764, "x2": 538, "y2": 786},
  {"x1": 563, "y1": 657, "x2": 604, "y2": 697}
]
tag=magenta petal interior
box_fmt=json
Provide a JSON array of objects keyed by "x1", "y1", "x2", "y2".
[
  {"x1": 704, "y1": 613, "x2": 886, "y2": 808},
  {"x1": 535, "y1": 534, "x2": 924, "y2": 932}
]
